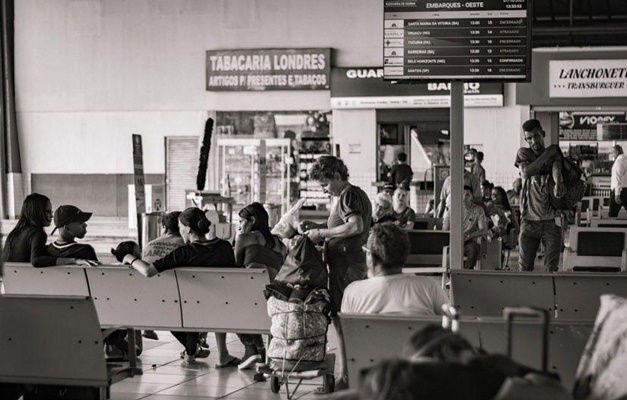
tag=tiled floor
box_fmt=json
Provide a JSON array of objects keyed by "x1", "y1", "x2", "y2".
[{"x1": 108, "y1": 330, "x2": 339, "y2": 400}]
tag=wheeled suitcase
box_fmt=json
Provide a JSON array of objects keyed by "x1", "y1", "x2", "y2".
[{"x1": 492, "y1": 307, "x2": 572, "y2": 400}]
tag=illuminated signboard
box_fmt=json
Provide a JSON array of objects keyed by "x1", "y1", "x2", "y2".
[{"x1": 383, "y1": 0, "x2": 532, "y2": 81}]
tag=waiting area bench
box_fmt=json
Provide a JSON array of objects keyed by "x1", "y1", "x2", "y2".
[
  {"x1": 2, "y1": 263, "x2": 272, "y2": 333},
  {"x1": 562, "y1": 227, "x2": 627, "y2": 272},
  {"x1": 450, "y1": 270, "x2": 627, "y2": 320},
  {"x1": 1, "y1": 262, "x2": 273, "y2": 386},
  {"x1": 0, "y1": 294, "x2": 109, "y2": 399},
  {"x1": 337, "y1": 313, "x2": 592, "y2": 391}
]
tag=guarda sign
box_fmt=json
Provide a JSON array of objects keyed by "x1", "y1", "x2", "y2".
[{"x1": 344, "y1": 68, "x2": 483, "y2": 94}]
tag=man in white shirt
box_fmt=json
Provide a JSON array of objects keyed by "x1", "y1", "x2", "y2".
[
  {"x1": 610, "y1": 145, "x2": 627, "y2": 217},
  {"x1": 341, "y1": 223, "x2": 449, "y2": 315}
]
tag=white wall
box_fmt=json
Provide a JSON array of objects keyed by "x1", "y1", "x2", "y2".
[
  {"x1": 465, "y1": 84, "x2": 529, "y2": 188},
  {"x1": 332, "y1": 109, "x2": 378, "y2": 198},
  {"x1": 15, "y1": 0, "x2": 382, "y2": 175},
  {"x1": 15, "y1": 0, "x2": 526, "y2": 191}
]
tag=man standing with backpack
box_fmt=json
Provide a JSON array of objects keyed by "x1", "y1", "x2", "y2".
[{"x1": 515, "y1": 119, "x2": 565, "y2": 272}]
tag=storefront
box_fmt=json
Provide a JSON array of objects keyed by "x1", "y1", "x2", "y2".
[
  {"x1": 165, "y1": 48, "x2": 333, "y2": 215},
  {"x1": 517, "y1": 48, "x2": 627, "y2": 196},
  {"x1": 330, "y1": 67, "x2": 505, "y2": 210}
]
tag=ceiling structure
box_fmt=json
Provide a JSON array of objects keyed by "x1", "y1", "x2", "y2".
[{"x1": 533, "y1": 0, "x2": 627, "y2": 47}]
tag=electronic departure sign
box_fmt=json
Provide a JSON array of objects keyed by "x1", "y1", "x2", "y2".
[{"x1": 383, "y1": 0, "x2": 532, "y2": 81}]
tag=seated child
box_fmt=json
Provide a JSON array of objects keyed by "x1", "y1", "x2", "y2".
[{"x1": 46, "y1": 205, "x2": 99, "y2": 264}]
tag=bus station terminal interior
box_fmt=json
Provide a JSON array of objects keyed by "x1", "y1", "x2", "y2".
[{"x1": 2, "y1": 1, "x2": 627, "y2": 399}]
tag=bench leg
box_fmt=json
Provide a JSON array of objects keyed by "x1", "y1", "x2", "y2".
[{"x1": 126, "y1": 329, "x2": 143, "y2": 377}]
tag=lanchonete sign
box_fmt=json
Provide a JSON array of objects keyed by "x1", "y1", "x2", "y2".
[
  {"x1": 550, "y1": 59, "x2": 627, "y2": 98},
  {"x1": 206, "y1": 48, "x2": 330, "y2": 91}
]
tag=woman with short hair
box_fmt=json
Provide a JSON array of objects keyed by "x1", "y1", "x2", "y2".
[
  {"x1": 299, "y1": 155, "x2": 372, "y2": 313},
  {"x1": 372, "y1": 192, "x2": 397, "y2": 226}
]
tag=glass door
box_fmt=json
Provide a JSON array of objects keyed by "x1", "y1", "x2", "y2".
[{"x1": 218, "y1": 138, "x2": 257, "y2": 209}]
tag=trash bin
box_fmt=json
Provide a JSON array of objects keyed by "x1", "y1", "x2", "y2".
[{"x1": 141, "y1": 212, "x2": 164, "y2": 248}]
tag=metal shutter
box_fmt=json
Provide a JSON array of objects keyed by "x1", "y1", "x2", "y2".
[{"x1": 165, "y1": 136, "x2": 198, "y2": 211}]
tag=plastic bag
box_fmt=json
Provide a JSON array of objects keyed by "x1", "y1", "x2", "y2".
[
  {"x1": 275, "y1": 235, "x2": 328, "y2": 288},
  {"x1": 574, "y1": 295, "x2": 627, "y2": 400},
  {"x1": 271, "y1": 198, "x2": 306, "y2": 239}
]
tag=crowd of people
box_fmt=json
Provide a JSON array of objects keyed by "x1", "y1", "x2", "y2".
[{"x1": 0, "y1": 117, "x2": 587, "y2": 397}]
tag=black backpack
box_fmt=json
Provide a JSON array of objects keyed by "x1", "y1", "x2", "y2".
[{"x1": 548, "y1": 154, "x2": 586, "y2": 210}]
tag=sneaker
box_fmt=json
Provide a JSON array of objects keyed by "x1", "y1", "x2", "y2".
[{"x1": 238, "y1": 347, "x2": 262, "y2": 370}]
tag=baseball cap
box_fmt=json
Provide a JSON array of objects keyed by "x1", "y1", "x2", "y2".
[{"x1": 52, "y1": 205, "x2": 92, "y2": 234}]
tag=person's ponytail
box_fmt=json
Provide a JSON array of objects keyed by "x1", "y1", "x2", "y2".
[
  {"x1": 179, "y1": 207, "x2": 211, "y2": 236},
  {"x1": 196, "y1": 218, "x2": 210, "y2": 235}
]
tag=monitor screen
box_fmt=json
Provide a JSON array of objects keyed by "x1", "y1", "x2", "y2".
[
  {"x1": 577, "y1": 232, "x2": 624, "y2": 257},
  {"x1": 408, "y1": 232, "x2": 450, "y2": 254}
]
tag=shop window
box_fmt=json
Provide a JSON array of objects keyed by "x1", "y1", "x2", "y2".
[{"x1": 215, "y1": 110, "x2": 333, "y2": 211}]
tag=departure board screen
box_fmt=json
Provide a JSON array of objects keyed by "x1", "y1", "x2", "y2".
[{"x1": 383, "y1": 0, "x2": 532, "y2": 81}]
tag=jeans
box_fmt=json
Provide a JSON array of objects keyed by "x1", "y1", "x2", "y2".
[
  {"x1": 172, "y1": 331, "x2": 199, "y2": 356},
  {"x1": 608, "y1": 189, "x2": 627, "y2": 217},
  {"x1": 518, "y1": 219, "x2": 562, "y2": 271},
  {"x1": 464, "y1": 240, "x2": 480, "y2": 269}
]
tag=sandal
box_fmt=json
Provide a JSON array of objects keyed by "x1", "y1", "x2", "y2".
[{"x1": 215, "y1": 357, "x2": 241, "y2": 369}]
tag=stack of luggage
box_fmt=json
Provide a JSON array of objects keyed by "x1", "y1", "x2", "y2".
[{"x1": 264, "y1": 236, "x2": 331, "y2": 372}]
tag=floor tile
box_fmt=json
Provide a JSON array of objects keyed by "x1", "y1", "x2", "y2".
[
  {"x1": 109, "y1": 393, "x2": 149, "y2": 400},
  {"x1": 111, "y1": 381, "x2": 176, "y2": 394},
  {"x1": 156, "y1": 384, "x2": 242, "y2": 398},
  {"x1": 125, "y1": 373, "x2": 195, "y2": 385},
  {"x1": 222, "y1": 387, "x2": 301, "y2": 400},
  {"x1": 143, "y1": 396, "x2": 218, "y2": 400}
]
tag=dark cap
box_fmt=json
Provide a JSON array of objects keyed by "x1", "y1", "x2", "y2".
[{"x1": 53, "y1": 205, "x2": 92, "y2": 228}]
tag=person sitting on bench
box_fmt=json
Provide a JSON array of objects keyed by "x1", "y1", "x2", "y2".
[
  {"x1": 140, "y1": 211, "x2": 184, "y2": 341},
  {"x1": 371, "y1": 192, "x2": 397, "y2": 226},
  {"x1": 2, "y1": 194, "x2": 96, "y2": 267},
  {"x1": 120, "y1": 207, "x2": 236, "y2": 365},
  {"x1": 393, "y1": 187, "x2": 416, "y2": 230},
  {"x1": 341, "y1": 223, "x2": 449, "y2": 315},
  {"x1": 234, "y1": 202, "x2": 287, "y2": 370},
  {"x1": 443, "y1": 185, "x2": 488, "y2": 269},
  {"x1": 46, "y1": 205, "x2": 99, "y2": 263}
]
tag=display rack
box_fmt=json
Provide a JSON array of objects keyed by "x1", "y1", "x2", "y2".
[
  {"x1": 296, "y1": 137, "x2": 332, "y2": 209},
  {"x1": 216, "y1": 138, "x2": 291, "y2": 214}
]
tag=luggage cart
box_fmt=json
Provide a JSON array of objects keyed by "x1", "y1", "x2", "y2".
[
  {"x1": 256, "y1": 353, "x2": 335, "y2": 399},
  {"x1": 254, "y1": 240, "x2": 335, "y2": 399}
]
